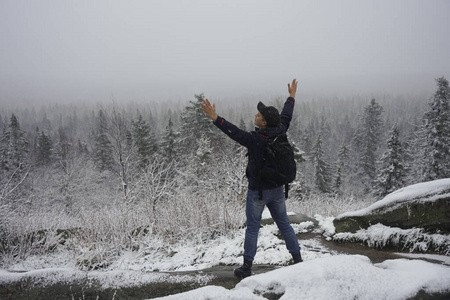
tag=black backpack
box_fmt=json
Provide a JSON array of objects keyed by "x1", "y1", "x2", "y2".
[{"x1": 259, "y1": 133, "x2": 297, "y2": 199}]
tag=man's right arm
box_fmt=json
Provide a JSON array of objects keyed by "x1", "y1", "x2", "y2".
[
  {"x1": 201, "y1": 98, "x2": 254, "y2": 148},
  {"x1": 214, "y1": 116, "x2": 254, "y2": 148}
]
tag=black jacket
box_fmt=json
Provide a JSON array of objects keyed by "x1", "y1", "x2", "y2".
[{"x1": 213, "y1": 97, "x2": 295, "y2": 191}]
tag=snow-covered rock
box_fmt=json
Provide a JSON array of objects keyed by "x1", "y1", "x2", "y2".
[{"x1": 333, "y1": 179, "x2": 450, "y2": 234}]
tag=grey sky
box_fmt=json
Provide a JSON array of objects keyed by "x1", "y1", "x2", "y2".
[{"x1": 1, "y1": 0, "x2": 449, "y2": 103}]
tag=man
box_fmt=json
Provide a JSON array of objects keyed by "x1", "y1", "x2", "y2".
[{"x1": 200, "y1": 79, "x2": 302, "y2": 278}]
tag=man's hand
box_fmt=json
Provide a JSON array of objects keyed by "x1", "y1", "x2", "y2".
[
  {"x1": 288, "y1": 79, "x2": 298, "y2": 99},
  {"x1": 201, "y1": 98, "x2": 218, "y2": 122}
]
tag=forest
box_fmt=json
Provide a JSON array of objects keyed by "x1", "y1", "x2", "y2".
[{"x1": 0, "y1": 77, "x2": 449, "y2": 270}]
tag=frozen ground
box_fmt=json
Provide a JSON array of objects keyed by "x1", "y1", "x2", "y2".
[
  {"x1": 154, "y1": 255, "x2": 450, "y2": 300},
  {"x1": 1, "y1": 213, "x2": 449, "y2": 299},
  {"x1": 1, "y1": 179, "x2": 450, "y2": 299}
]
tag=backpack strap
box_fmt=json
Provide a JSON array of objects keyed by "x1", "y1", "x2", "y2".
[{"x1": 257, "y1": 133, "x2": 269, "y2": 200}]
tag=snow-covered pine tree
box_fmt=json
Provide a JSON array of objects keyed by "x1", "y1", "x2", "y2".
[
  {"x1": 177, "y1": 94, "x2": 223, "y2": 158},
  {"x1": 232, "y1": 117, "x2": 248, "y2": 155},
  {"x1": 374, "y1": 123, "x2": 405, "y2": 197},
  {"x1": 289, "y1": 137, "x2": 307, "y2": 198},
  {"x1": 132, "y1": 114, "x2": 157, "y2": 170},
  {"x1": 0, "y1": 114, "x2": 4, "y2": 131},
  {"x1": 299, "y1": 118, "x2": 317, "y2": 189},
  {"x1": 422, "y1": 77, "x2": 450, "y2": 180},
  {"x1": 351, "y1": 98, "x2": 384, "y2": 193},
  {"x1": 160, "y1": 117, "x2": 178, "y2": 163},
  {"x1": 0, "y1": 114, "x2": 29, "y2": 173},
  {"x1": 312, "y1": 134, "x2": 332, "y2": 193},
  {"x1": 92, "y1": 110, "x2": 114, "y2": 172},
  {"x1": 0, "y1": 114, "x2": 30, "y2": 202},
  {"x1": 55, "y1": 126, "x2": 72, "y2": 166},
  {"x1": 404, "y1": 123, "x2": 427, "y2": 184},
  {"x1": 334, "y1": 144, "x2": 350, "y2": 194},
  {"x1": 36, "y1": 131, "x2": 52, "y2": 166},
  {"x1": 334, "y1": 165, "x2": 342, "y2": 194}
]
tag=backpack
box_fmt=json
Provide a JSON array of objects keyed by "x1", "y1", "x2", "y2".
[{"x1": 259, "y1": 133, "x2": 297, "y2": 198}]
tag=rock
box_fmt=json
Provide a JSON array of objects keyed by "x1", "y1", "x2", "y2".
[{"x1": 334, "y1": 179, "x2": 450, "y2": 234}]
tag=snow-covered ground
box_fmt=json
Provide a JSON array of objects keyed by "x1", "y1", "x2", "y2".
[
  {"x1": 1, "y1": 179, "x2": 450, "y2": 299},
  {"x1": 1, "y1": 213, "x2": 449, "y2": 299},
  {"x1": 154, "y1": 255, "x2": 450, "y2": 300}
]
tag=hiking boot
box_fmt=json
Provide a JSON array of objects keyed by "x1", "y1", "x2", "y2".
[
  {"x1": 234, "y1": 259, "x2": 252, "y2": 278},
  {"x1": 292, "y1": 252, "x2": 303, "y2": 264}
]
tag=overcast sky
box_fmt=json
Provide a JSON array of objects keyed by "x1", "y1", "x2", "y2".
[{"x1": 1, "y1": 0, "x2": 449, "y2": 103}]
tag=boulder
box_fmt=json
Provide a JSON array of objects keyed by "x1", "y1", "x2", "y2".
[{"x1": 334, "y1": 178, "x2": 450, "y2": 234}]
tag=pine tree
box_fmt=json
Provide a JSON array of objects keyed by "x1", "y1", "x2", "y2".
[
  {"x1": 334, "y1": 144, "x2": 350, "y2": 194},
  {"x1": 0, "y1": 114, "x2": 4, "y2": 130},
  {"x1": 374, "y1": 124, "x2": 405, "y2": 197},
  {"x1": 178, "y1": 94, "x2": 222, "y2": 157},
  {"x1": 352, "y1": 98, "x2": 384, "y2": 192},
  {"x1": 160, "y1": 118, "x2": 177, "y2": 162},
  {"x1": 0, "y1": 114, "x2": 29, "y2": 172},
  {"x1": 0, "y1": 114, "x2": 30, "y2": 202},
  {"x1": 195, "y1": 133, "x2": 213, "y2": 167},
  {"x1": 131, "y1": 114, "x2": 156, "y2": 169},
  {"x1": 231, "y1": 118, "x2": 248, "y2": 155},
  {"x1": 92, "y1": 110, "x2": 114, "y2": 172},
  {"x1": 76, "y1": 139, "x2": 89, "y2": 157},
  {"x1": 36, "y1": 131, "x2": 52, "y2": 166},
  {"x1": 334, "y1": 166, "x2": 342, "y2": 194},
  {"x1": 54, "y1": 127, "x2": 72, "y2": 172},
  {"x1": 312, "y1": 134, "x2": 332, "y2": 193},
  {"x1": 422, "y1": 77, "x2": 450, "y2": 180},
  {"x1": 404, "y1": 125, "x2": 426, "y2": 184}
]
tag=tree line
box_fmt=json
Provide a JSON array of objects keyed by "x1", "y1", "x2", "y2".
[
  {"x1": 1, "y1": 77, "x2": 449, "y2": 268},
  {"x1": 1, "y1": 77, "x2": 450, "y2": 209}
]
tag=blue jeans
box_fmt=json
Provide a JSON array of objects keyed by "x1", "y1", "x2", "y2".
[{"x1": 243, "y1": 186, "x2": 301, "y2": 262}]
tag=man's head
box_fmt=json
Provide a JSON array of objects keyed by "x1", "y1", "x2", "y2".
[{"x1": 255, "y1": 102, "x2": 280, "y2": 128}]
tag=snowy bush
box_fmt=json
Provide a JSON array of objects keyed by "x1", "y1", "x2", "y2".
[
  {"x1": 334, "y1": 223, "x2": 450, "y2": 254},
  {"x1": 0, "y1": 209, "x2": 71, "y2": 266},
  {"x1": 0, "y1": 157, "x2": 247, "y2": 270}
]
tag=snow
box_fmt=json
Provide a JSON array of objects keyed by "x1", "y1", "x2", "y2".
[
  {"x1": 0, "y1": 267, "x2": 213, "y2": 290},
  {"x1": 337, "y1": 178, "x2": 450, "y2": 218},
  {"x1": 334, "y1": 223, "x2": 450, "y2": 254},
  {"x1": 153, "y1": 255, "x2": 450, "y2": 300},
  {"x1": 129, "y1": 221, "x2": 321, "y2": 272},
  {"x1": 395, "y1": 252, "x2": 450, "y2": 265},
  {"x1": 2, "y1": 217, "x2": 449, "y2": 299},
  {"x1": 1, "y1": 200, "x2": 449, "y2": 299}
]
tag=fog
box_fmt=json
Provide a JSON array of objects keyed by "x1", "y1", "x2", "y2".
[{"x1": 1, "y1": 0, "x2": 449, "y2": 104}]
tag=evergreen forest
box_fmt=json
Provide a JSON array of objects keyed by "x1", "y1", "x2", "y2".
[{"x1": 1, "y1": 77, "x2": 449, "y2": 270}]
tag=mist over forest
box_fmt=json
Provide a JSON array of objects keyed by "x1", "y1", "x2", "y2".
[{"x1": 0, "y1": 73, "x2": 449, "y2": 276}]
